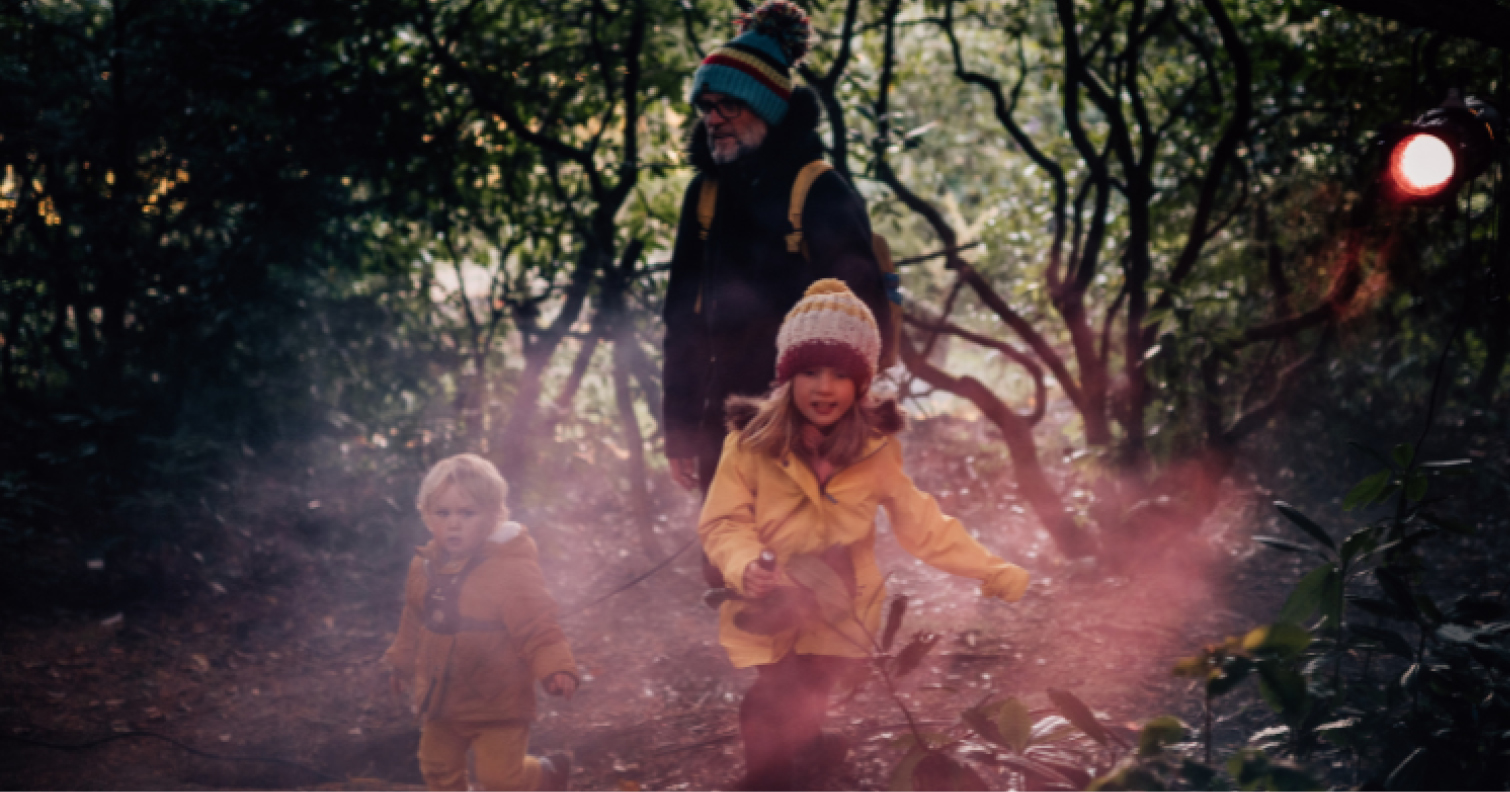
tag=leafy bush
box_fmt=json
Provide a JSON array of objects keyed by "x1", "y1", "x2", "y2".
[
  {"x1": 783, "y1": 566, "x2": 1137, "y2": 791},
  {"x1": 1102, "y1": 440, "x2": 1507, "y2": 790}
]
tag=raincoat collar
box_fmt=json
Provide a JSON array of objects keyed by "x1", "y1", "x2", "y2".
[{"x1": 777, "y1": 435, "x2": 890, "y2": 505}]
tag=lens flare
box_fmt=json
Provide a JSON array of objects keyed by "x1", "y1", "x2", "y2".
[{"x1": 1389, "y1": 133, "x2": 1455, "y2": 198}]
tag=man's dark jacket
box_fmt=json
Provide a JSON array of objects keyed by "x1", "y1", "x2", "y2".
[{"x1": 662, "y1": 87, "x2": 892, "y2": 473}]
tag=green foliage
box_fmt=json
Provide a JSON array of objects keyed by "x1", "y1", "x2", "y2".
[
  {"x1": 0, "y1": 0, "x2": 694, "y2": 599},
  {"x1": 1136, "y1": 716, "x2": 1187, "y2": 758},
  {"x1": 1117, "y1": 437, "x2": 1508, "y2": 789},
  {"x1": 0, "y1": 0, "x2": 455, "y2": 599},
  {"x1": 888, "y1": 692, "x2": 1121, "y2": 792},
  {"x1": 881, "y1": 594, "x2": 910, "y2": 652},
  {"x1": 967, "y1": 697, "x2": 1032, "y2": 756},
  {"x1": 1046, "y1": 687, "x2": 1115, "y2": 748},
  {"x1": 1277, "y1": 564, "x2": 1341, "y2": 626},
  {"x1": 893, "y1": 631, "x2": 942, "y2": 679},
  {"x1": 852, "y1": 590, "x2": 1132, "y2": 790}
]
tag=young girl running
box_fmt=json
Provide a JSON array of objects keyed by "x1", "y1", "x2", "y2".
[{"x1": 699, "y1": 279, "x2": 1031, "y2": 790}]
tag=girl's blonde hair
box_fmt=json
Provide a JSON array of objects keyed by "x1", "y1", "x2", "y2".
[
  {"x1": 726, "y1": 382, "x2": 903, "y2": 469},
  {"x1": 416, "y1": 453, "x2": 509, "y2": 520}
]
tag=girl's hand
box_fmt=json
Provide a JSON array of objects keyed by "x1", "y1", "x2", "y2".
[
  {"x1": 980, "y1": 564, "x2": 1031, "y2": 602},
  {"x1": 543, "y1": 672, "x2": 577, "y2": 700},
  {"x1": 389, "y1": 671, "x2": 407, "y2": 700},
  {"x1": 744, "y1": 560, "x2": 779, "y2": 599}
]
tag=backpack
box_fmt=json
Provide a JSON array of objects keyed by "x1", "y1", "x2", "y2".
[{"x1": 694, "y1": 160, "x2": 904, "y2": 370}]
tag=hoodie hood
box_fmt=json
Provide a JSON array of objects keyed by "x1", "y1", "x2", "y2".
[
  {"x1": 489, "y1": 521, "x2": 524, "y2": 545},
  {"x1": 687, "y1": 85, "x2": 825, "y2": 176}
]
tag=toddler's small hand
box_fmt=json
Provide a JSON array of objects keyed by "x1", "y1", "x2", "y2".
[
  {"x1": 544, "y1": 672, "x2": 577, "y2": 700},
  {"x1": 669, "y1": 457, "x2": 699, "y2": 491},
  {"x1": 389, "y1": 671, "x2": 407, "y2": 700}
]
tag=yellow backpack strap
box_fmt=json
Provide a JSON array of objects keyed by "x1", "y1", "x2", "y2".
[
  {"x1": 695, "y1": 177, "x2": 717, "y2": 313},
  {"x1": 786, "y1": 160, "x2": 833, "y2": 255},
  {"x1": 697, "y1": 177, "x2": 718, "y2": 241}
]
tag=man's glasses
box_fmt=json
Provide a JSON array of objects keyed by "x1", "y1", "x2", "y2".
[{"x1": 694, "y1": 96, "x2": 747, "y2": 120}]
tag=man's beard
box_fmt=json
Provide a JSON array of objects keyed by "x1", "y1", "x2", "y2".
[{"x1": 709, "y1": 127, "x2": 766, "y2": 164}]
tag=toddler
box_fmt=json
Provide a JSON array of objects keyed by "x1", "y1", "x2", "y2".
[{"x1": 385, "y1": 454, "x2": 577, "y2": 790}]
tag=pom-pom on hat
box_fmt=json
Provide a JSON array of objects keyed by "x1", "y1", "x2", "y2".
[
  {"x1": 689, "y1": 0, "x2": 812, "y2": 126},
  {"x1": 776, "y1": 279, "x2": 882, "y2": 387}
]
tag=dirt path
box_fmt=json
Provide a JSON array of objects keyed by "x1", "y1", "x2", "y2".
[{"x1": 0, "y1": 428, "x2": 1299, "y2": 790}]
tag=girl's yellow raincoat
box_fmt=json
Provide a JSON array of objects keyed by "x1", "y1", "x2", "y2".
[{"x1": 700, "y1": 432, "x2": 1029, "y2": 669}]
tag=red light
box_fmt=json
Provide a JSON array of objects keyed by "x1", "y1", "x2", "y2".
[{"x1": 1388, "y1": 133, "x2": 1455, "y2": 199}]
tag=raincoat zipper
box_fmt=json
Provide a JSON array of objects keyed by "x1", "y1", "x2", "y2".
[{"x1": 812, "y1": 437, "x2": 890, "y2": 504}]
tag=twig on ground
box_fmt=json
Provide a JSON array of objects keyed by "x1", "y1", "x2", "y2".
[
  {"x1": 0, "y1": 730, "x2": 340, "y2": 782},
  {"x1": 648, "y1": 732, "x2": 738, "y2": 757},
  {"x1": 558, "y1": 537, "x2": 697, "y2": 619}
]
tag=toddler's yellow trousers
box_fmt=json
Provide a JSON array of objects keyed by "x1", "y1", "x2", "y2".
[{"x1": 418, "y1": 720, "x2": 541, "y2": 791}]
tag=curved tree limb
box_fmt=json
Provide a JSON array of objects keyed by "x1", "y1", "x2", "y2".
[
  {"x1": 1052, "y1": 0, "x2": 1114, "y2": 295},
  {"x1": 416, "y1": 0, "x2": 599, "y2": 191},
  {"x1": 799, "y1": 0, "x2": 862, "y2": 179},
  {"x1": 903, "y1": 312, "x2": 1048, "y2": 426},
  {"x1": 955, "y1": 264, "x2": 1086, "y2": 413},
  {"x1": 1222, "y1": 325, "x2": 1334, "y2": 444},
  {"x1": 1159, "y1": 0, "x2": 1252, "y2": 299},
  {"x1": 940, "y1": 1, "x2": 1069, "y2": 294},
  {"x1": 900, "y1": 331, "x2": 1095, "y2": 559},
  {"x1": 1234, "y1": 228, "x2": 1370, "y2": 351}
]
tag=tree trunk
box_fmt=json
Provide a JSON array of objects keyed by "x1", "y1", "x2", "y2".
[
  {"x1": 622, "y1": 328, "x2": 665, "y2": 441},
  {"x1": 613, "y1": 335, "x2": 662, "y2": 561},
  {"x1": 901, "y1": 331, "x2": 1096, "y2": 559},
  {"x1": 493, "y1": 243, "x2": 601, "y2": 482},
  {"x1": 552, "y1": 323, "x2": 605, "y2": 415},
  {"x1": 1058, "y1": 292, "x2": 1112, "y2": 445},
  {"x1": 603, "y1": 239, "x2": 661, "y2": 560}
]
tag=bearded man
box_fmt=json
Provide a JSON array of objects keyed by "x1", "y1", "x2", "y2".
[{"x1": 662, "y1": 0, "x2": 892, "y2": 499}]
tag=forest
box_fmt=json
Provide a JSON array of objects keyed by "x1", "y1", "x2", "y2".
[{"x1": 1, "y1": 0, "x2": 1507, "y2": 789}]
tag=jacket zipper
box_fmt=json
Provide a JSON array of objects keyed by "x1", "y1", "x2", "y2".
[{"x1": 814, "y1": 437, "x2": 890, "y2": 504}]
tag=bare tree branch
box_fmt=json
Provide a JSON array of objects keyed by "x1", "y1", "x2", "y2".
[
  {"x1": 605, "y1": 0, "x2": 647, "y2": 212},
  {"x1": 1223, "y1": 326, "x2": 1334, "y2": 444},
  {"x1": 1235, "y1": 226, "x2": 1371, "y2": 350},
  {"x1": 899, "y1": 331, "x2": 1095, "y2": 558},
  {"x1": 1099, "y1": 280, "x2": 1128, "y2": 364},
  {"x1": 904, "y1": 312, "x2": 1047, "y2": 426},
  {"x1": 1053, "y1": 0, "x2": 1114, "y2": 294},
  {"x1": 893, "y1": 241, "x2": 982, "y2": 267},
  {"x1": 957, "y1": 264, "x2": 1087, "y2": 413},
  {"x1": 815, "y1": 0, "x2": 863, "y2": 178},
  {"x1": 1170, "y1": 12, "x2": 1223, "y2": 106},
  {"x1": 1161, "y1": 0, "x2": 1252, "y2": 296},
  {"x1": 939, "y1": 1, "x2": 1069, "y2": 296}
]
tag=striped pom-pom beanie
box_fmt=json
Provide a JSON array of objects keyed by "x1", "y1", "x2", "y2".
[
  {"x1": 776, "y1": 279, "x2": 882, "y2": 388},
  {"x1": 689, "y1": 1, "x2": 812, "y2": 126}
]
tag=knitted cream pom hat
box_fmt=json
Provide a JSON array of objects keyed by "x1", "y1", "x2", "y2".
[{"x1": 775, "y1": 279, "x2": 882, "y2": 387}]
